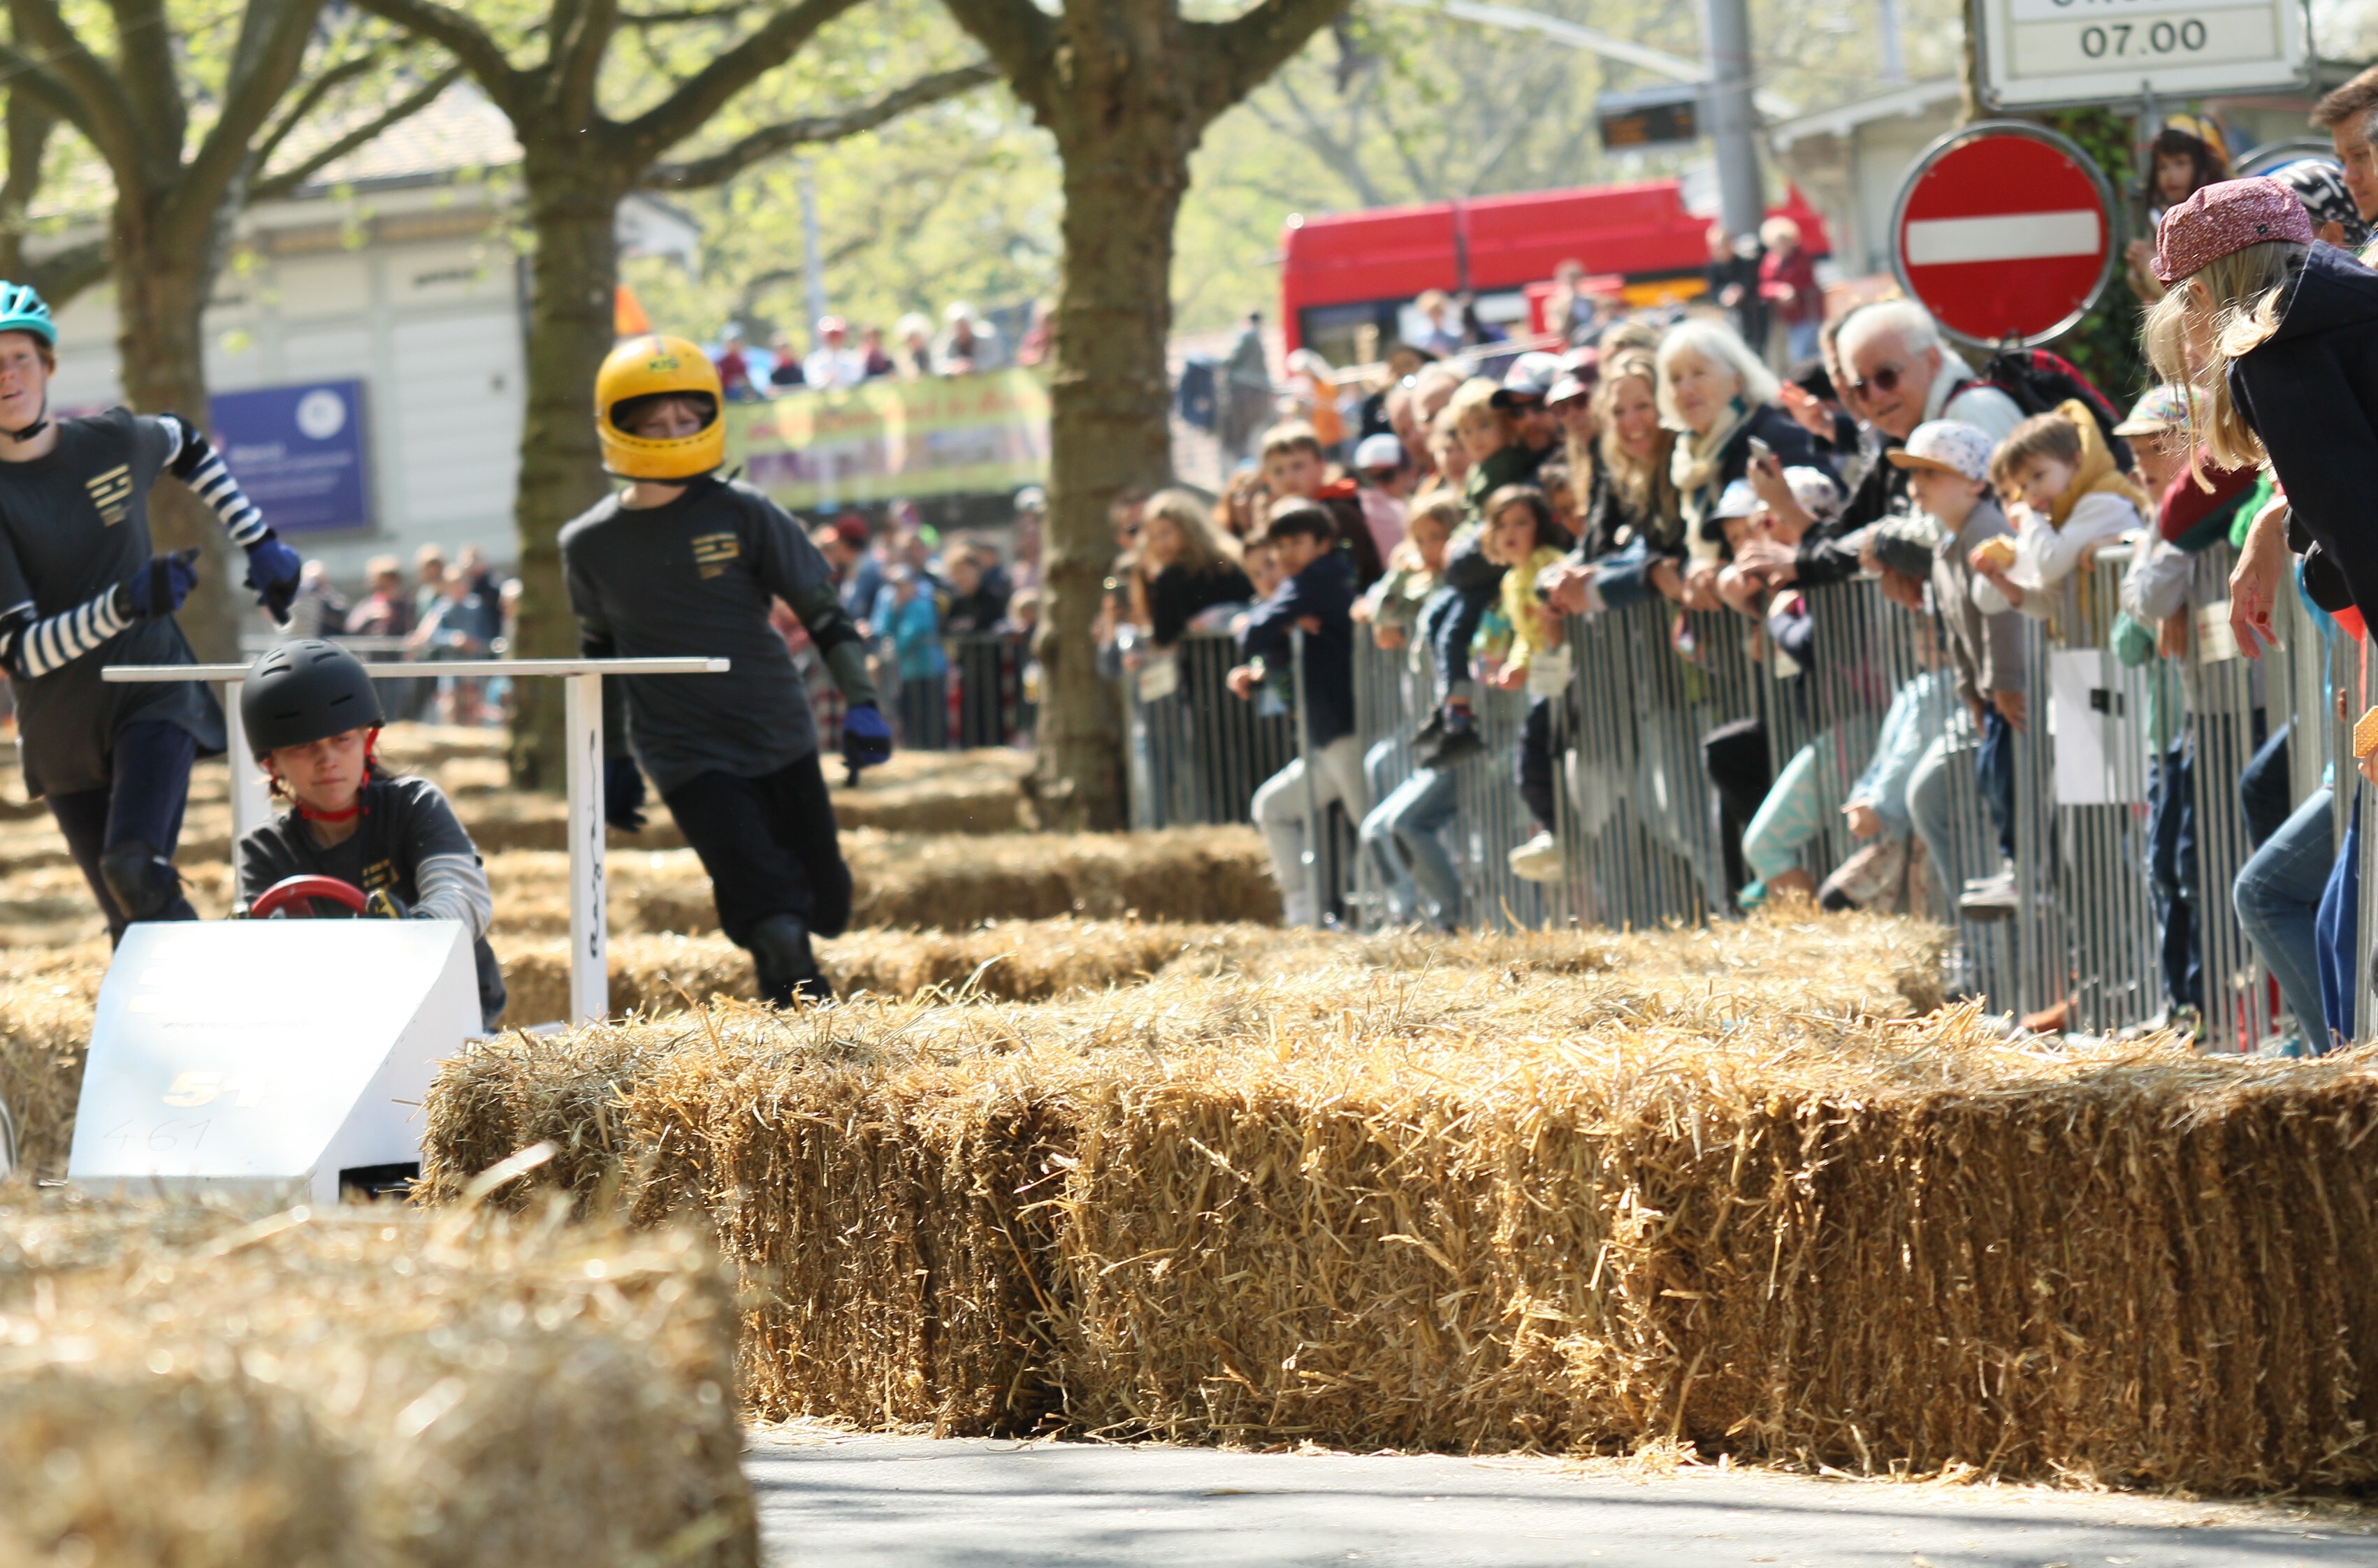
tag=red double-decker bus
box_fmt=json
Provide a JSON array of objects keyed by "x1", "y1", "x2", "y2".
[{"x1": 1279, "y1": 178, "x2": 1832, "y2": 365}]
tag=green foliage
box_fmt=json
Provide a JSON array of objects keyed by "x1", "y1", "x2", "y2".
[{"x1": 2040, "y1": 106, "x2": 2148, "y2": 403}]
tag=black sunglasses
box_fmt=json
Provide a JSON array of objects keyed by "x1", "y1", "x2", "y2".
[{"x1": 1848, "y1": 362, "x2": 1908, "y2": 398}]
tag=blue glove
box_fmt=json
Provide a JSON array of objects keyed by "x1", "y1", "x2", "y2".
[
  {"x1": 119, "y1": 549, "x2": 200, "y2": 619},
  {"x1": 841, "y1": 702, "x2": 893, "y2": 772},
  {"x1": 243, "y1": 532, "x2": 303, "y2": 624},
  {"x1": 604, "y1": 756, "x2": 647, "y2": 832}
]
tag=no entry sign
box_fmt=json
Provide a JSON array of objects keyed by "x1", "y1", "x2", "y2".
[{"x1": 1890, "y1": 121, "x2": 2117, "y2": 349}]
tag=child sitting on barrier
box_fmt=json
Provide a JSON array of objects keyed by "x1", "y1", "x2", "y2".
[
  {"x1": 1970, "y1": 401, "x2": 2147, "y2": 620},
  {"x1": 1819, "y1": 641, "x2": 1955, "y2": 914},
  {"x1": 236, "y1": 640, "x2": 506, "y2": 1032},
  {"x1": 1885, "y1": 422, "x2": 2027, "y2": 921},
  {"x1": 1358, "y1": 498, "x2": 1463, "y2": 927},
  {"x1": 1412, "y1": 380, "x2": 1543, "y2": 769},
  {"x1": 1468, "y1": 486, "x2": 1571, "y2": 883},
  {"x1": 1229, "y1": 500, "x2": 1362, "y2": 928}
]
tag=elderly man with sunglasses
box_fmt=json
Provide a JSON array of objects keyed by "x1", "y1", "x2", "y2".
[{"x1": 1732, "y1": 299, "x2": 2024, "y2": 595}]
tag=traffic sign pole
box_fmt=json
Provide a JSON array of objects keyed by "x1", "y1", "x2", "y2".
[{"x1": 1890, "y1": 120, "x2": 2119, "y2": 350}]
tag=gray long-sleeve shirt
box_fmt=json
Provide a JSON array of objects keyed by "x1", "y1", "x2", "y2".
[{"x1": 1929, "y1": 496, "x2": 2024, "y2": 708}]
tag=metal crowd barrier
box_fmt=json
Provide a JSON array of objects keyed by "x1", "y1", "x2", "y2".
[
  {"x1": 1129, "y1": 540, "x2": 2357, "y2": 1051},
  {"x1": 1122, "y1": 630, "x2": 1297, "y2": 827}
]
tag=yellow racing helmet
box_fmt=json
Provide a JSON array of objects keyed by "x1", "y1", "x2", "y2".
[{"x1": 595, "y1": 334, "x2": 724, "y2": 479}]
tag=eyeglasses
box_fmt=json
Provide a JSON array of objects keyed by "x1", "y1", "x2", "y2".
[{"x1": 1848, "y1": 362, "x2": 1908, "y2": 398}]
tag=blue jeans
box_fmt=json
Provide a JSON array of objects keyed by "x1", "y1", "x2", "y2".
[
  {"x1": 1361, "y1": 766, "x2": 1460, "y2": 927},
  {"x1": 1975, "y1": 705, "x2": 2015, "y2": 861},
  {"x1": 2147, "y1": 738, "x2": 2200, "y2": 1009},
  {"x1": 2235, "y1": 785, "x2": 2334, "y2": 1045}
]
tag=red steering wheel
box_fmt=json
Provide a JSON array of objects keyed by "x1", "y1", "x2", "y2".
[{"x1": 251, "y1": 873, "x2": 370, "y2": 920}]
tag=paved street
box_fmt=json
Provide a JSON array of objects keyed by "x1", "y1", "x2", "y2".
[{"x1": 748, "y1": 1428, "x2": 2378, "y2": 1567}]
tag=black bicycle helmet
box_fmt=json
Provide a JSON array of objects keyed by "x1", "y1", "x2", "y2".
[{"x1": 240, "y1": 639, "x2": 384, "y2": 757}]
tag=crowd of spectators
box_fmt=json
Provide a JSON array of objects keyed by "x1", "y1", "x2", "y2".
[
  {"x1": 711, "y1": 299, "x2": 1051, "y2": 400},
  {"x1": 1160, "y1": 77, "x2": 2378, "y2": 1061}
]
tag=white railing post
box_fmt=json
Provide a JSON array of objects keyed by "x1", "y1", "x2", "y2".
[
  {"x1": 221, "y1": 678, "x2": 275, "y2": 892},
  {"x1": 564, "y1": 670, "x2": 607, "y2": 1025}
]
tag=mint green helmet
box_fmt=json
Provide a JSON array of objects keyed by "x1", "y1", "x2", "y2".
[{"x1": 0, "y1": 282, "x2": 55, "y2": 345}]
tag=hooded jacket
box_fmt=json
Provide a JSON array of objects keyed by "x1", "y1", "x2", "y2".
[
  {"x1": 2230, "y1": 242, "x2": 2378, "y2": 618},
  {"x1": 1971, "y1": 398, "x2": 2145, "y2": 618}
]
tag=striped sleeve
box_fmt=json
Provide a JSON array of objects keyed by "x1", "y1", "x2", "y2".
[
  {"x1": 410, "y1": 851, "x2": 493, "y2": 938},
  {"x1": 155, "y1": 414, "x2": 268, "y2": 546},
  {"x1": 0, "y1": 588, "x2": 130, "y2": 680}
]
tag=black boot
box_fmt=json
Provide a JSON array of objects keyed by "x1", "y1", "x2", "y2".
[{"x1": 749, "y1": 913, "x2": 833, "y2": 1007}]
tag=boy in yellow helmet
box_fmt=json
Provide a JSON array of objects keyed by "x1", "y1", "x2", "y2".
[{"x1": 560, "y1": 335, "x2": 890, "y2": 1005}]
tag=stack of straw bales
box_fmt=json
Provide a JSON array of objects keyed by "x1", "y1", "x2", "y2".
[
  {"x1": 495, "y1": 919, "x2": 1235, "y2": 1024},
  {"x1": 0, "y1": 1198, "x2": 757, "y2": 1567},
  {"x1": 422, "y1": 931, "x2": 2378, "y2": 1489}
]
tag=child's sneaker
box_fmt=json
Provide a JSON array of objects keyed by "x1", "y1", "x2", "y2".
[
  {"x1": 1507, "y1": 831, "x2": 1565, "y2": 882},
  {"x1": 1416, "y1": 706, "x2": 1484, "y2": 769}
]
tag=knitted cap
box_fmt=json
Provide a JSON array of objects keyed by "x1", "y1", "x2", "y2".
[
  {"x1": 1885, "y1": 420, "x2": 1994, "y2": 483},
  {"x1": 2153, "y1": 177, "x2": 2312, "y2": 285},
  {"x1": 2112, "y1": 384, "x2": 2192, "y2": 436}
]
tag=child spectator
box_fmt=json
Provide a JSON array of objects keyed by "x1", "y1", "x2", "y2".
[
  {"x1": 1413, "y1": 379, "x2": 1542, "y2": 767},
  {"x1": 1260, "y1": 421, "x2": 1386, "y2": 586},
  {"x1": 1886, "y1": 421, "x2": 2027, "y2": 920},
  {"x1": 1139, "y1": 488, "x2": 1254, "y2": 648},
  {"x1": 1242, "y1": 536, "x2": 1284, "y2": 603},
  {"x1": 876, "y1": 564, "x2": 948, "y2": 749},
  {"x1": 1820, "y1": 653, "x2": 1956, "y2": 914},
  {"x1": 1358, "y1": 498, "x2": 1463, "y2": 927},
  {"x1": 1228, "y1": 501, "x2": 1362, "y2": 928},
  {"x1": 1971, "y1": 400, "x2": 2148, "y2": 619},
  {"x1": 1466, "y1": 486, "x2": 1572, "y2": 883}
]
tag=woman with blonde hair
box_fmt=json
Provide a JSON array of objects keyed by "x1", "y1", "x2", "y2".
[
  {"x1": 1542, "y1": 347, "x2": 1685, "y2": 614},
  {"x1": 1139, "y1": 486, "x2": 1253, "y2": 648}
]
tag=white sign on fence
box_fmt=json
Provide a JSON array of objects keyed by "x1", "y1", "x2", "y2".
[{"x1": 1974, "y1": 0, "x2": 2312, "y2": 110}]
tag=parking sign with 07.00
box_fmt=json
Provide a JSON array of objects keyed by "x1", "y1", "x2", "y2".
[{"x1": 1973, "y1": 0, "x2": 2311, "y2": 110}]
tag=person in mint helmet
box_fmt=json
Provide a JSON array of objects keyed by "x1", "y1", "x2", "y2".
[
  {"x1": 0, "y1": 281, "x2": 302, "y2": 941},
  {"x1": 563, "y1": 333, "x2": 892, "y2": 1006}
]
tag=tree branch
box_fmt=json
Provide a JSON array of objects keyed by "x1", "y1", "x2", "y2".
[
  {"x1": 20, "y1": 235, "x2": 107, "y2": 308},
  {"x1": 176, "y1": 0, "x2": 324, "y2": 238},
  {"x1": 551, "y1": 0, "x2": 619, "y2": 128},
  {"x1": 251, "y1": 62, "x2": 468, "y2": 201},
  {"x1": 1194, "y1": 0, "x2": 1354, "y2": 116},
  {"x1": 640, "y1": 60, "x2": 999, "y2": 190},
  {"x1": 344, "y1": 0, "x2": 527, "y2": 113},
  {"x1": 105, "y1": 0, "x2": 184, "y2": 167},
  {"x1": 623, "y1": 3, "x2": 754, "y2": 21},
  {"x1": 6, "y1": 0, "x2": 145, "y2": 179},
  {"x1": 927, "y1": 0, "x2": 1054, "y2": 119},
  {"x1": 616, "y1": 0, "x2": 865, "y2": 157},
  {"x1": 253, "y1": 51, "x2": 378, "y2": 177}
]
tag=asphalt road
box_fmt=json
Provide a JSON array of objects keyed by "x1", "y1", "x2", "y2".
[{"x1": 747, "y1": 1429, "x2": 2378, "y2": 1567}]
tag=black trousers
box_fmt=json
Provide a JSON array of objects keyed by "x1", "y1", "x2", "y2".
[
  {"x1": 662, "y1": 752, "x2": 852, "y2": 948},
  {"x1": 1517, "y1": 693, "x2": 1564, "y2": 832},
  {"x1": 49, "y1": 718, "x2": 199, "y2": 943}
]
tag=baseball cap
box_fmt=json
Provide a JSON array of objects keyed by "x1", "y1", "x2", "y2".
[
  {"x1": 2270, "y1": 159, "x2": 2370, "y2": 247},
  {"x1": 1014, "y1": 485, "x2": 1047, "y2": 512},
  {"x1": 2112, "y1": 384, "x2": 2193, "y2": 436},
  {"x1": 1491, "y1": 351, "x2": 1564, "y2": 407},
  {"x1": 1885, "y1": 420, "x2": 1994, "y2": 483},
  {"x1": 1712, "y1": 478, "x2": 1762, "y2": 521},
  {"x1": 1354, "y1": 432, "x2": 1406, "y2": 472},
  {"x1": 817, "y1": 314, "x2": 848, "y2": 335},
  {"x1": 832, "y1": 513, "x2": 871, "y2": 547},
  {"x1": 2152, "y1": 177, "x2": 2312, "y2": 285}
]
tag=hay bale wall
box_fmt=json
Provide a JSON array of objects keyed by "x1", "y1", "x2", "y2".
[
  {"x1": 421, "y1": 935, "x2": 2378, "y2": 1490},
  {"x1": 0, "y1": 1202, "x2": 757, "y2": 1567}
]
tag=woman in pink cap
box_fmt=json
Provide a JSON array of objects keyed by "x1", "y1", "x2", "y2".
[{"x1": 2146, "y1": 175, "x2": 2378, "y2": 635}]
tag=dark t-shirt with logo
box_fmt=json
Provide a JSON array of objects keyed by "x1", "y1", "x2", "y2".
[
  {"x1": 560, "y1": 478, "x2": 841, "y2": 793},
  {"x1": 0, "y1": 408, "x2": 224, "y2": 796},
  {"x1": 238, "y1": 774, "x2": 505, "y2": 1029}
]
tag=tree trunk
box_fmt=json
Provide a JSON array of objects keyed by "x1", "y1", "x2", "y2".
[
  {"x1": 505, "y1": 154, "x2": 627, "y2": 789},
  {"x1": 113, "y1": 201, "x2": 244, "y2": 666},
  {"x1": 1032, "y1": 127, "x2": 1188, "y2": 829}
]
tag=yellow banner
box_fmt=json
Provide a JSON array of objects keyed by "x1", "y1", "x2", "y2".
[{"x1": 724, "y1": 368, "x2": 1050, "y2": 509}]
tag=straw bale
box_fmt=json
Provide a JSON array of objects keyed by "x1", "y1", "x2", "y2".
[
  {"x1": 0, "y1": 1200, "x2": 757, "y2": 1567},
  {"x1": 421, "y1": 957, "x2": 2378, "y2": 1488},
  {"x1": 495, "y1": 919, "x2": 1230, "y2": 1024}
]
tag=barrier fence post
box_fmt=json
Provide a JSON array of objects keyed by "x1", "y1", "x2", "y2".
[{"x1": 564, "y1": 672, "x2": 607, "y2": 1024}]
